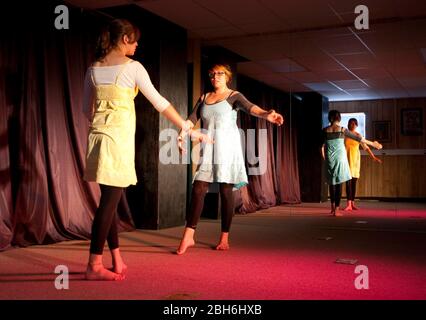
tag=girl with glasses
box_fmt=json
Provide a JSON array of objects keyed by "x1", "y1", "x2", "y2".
[{"x1": 176, "y1": 64, "x2": 284, "y2": 254}]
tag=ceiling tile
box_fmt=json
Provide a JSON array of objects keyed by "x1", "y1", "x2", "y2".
[
  {"x1": 317, "y1": 35, "x2": 368, "y2": 55},
  {"x1": 259, "y1": 59, "x2": 306, "y2": 73},
  {"x1": 397, "y1": 77, "x2": 426, "y2": 87},
  {"x1": 284, "y1": 71, "x2": 324, "y2": 82},
  {"x1": 137, "y1": 0, "x2": 229, "y2": 29},
  {"x1": 389, "y1": 66, "x2": 426, "y2": 78},
  {"x1": 255, "y1": 73, "x2": 294, "y2": 85},
  {"x1": 295, "y1": 54, "x2": 343, "y2": 71},
  {"x1": 192, "y1": 25, "x2": 245, "y2": 38},
  {"x1": 331, "y1": 79, "x2": 369, "y2": 90},
  {"x1": 237, "y1": 61, "x2": 273, "y2": 75},
  {"x1": 320, "y1": 69, "x2": 356, "y2": 80},
  {"x1": 350, "y1": 67, "x2": 391, "y2": 79},
  {"x1": 363, "y1": 77, "x2": 401, "y2": 88},
  {"x1": 195, "y1": 0, "x2": 285, "y2": 25},
  {"x1": 334, "y1": 52, "x2": 379, "y2": 69},
  {"x1": 304, "y1": 82, "x2": 341, "y2": 91}
]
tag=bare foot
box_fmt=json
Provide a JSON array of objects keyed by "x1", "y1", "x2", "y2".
[
  {"x1": 86, "y1": 264, "x2": 124, "y2": 281},
  {"x1": 110, "y1": 248, "x2": 127, "y2": 274},
  {"x1": 335, "y1": 209, "x2": 344, "y2": 217},
  {"x1": 111, "y1": 263, "x2": 128, "y2": 275},
  {"x1": 344, "y1": 205, "x2": 352, "y2": 211},
  {"x1": 215, "y1": 242, "x2": 230, "y2": 251},
  {"x1": 176, "y1": 238, "x2": 195, "y2": 255}
]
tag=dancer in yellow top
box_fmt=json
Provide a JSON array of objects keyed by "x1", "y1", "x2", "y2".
[
  {"x1": 83, "y1": 19, "x2": 211, "y2": 280},
  {"x1": 344, "y1": 118, "x2": 382, "y2": 211}
]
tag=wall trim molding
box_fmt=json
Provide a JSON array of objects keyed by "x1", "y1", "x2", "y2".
[{"x1": 361, "y1": 149, "x2": 426, "y2": 156}]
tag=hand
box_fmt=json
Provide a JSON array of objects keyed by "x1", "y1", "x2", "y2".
[
  {"x1": 190, "y1": 130, "x2": 215, "y2": 144},
  {"x1": 177, "y1": 135, "x2": 187, "y2": 155},
  {"x1": 182, "y1": 119, "x2": 194, "y2": 132},
  {"x1": 266, "y1": 109, "x2": 284, "y2": 126},
  {"x1": 374, "y1": 157, "x2": 382, "y2": 164},
  {"x1": 177, "y1": 120, "x2": 195, "y2": 155},
  {"x1": 372, "y1": 141, "x2": 383, "y2": 150},
  {"x1": 178, "y1": 130, "x2": 214, "y2": 155}
]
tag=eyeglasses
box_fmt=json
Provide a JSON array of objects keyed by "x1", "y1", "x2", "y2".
[{"x1": 208, "y1": 71, "x2": 226, "y2": 79}]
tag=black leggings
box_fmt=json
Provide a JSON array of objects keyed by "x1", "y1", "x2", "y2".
[
  {"x1": 186, "y1": 181, "x2": 234, "y2": 232},
  {"x1": 90, "y1": 184, "x2": 123, "y2": 255},
  {"x1": 329, "y1": 183, "x2": 342, "y2": 207},
  {"x1": 346, "y1": 178, "x2": 358, "y2": 201}
]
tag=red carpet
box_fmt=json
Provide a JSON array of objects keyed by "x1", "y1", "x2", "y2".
[{"x1": 0, "y1": 201, "x2": 425, "y2": 300}]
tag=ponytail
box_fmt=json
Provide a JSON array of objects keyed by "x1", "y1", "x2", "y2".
[
  {"x1": 95, "y1": 27, "x2": 112, "y2": 60},
  {"x1": 95, "y1": 19, "x2": 140, "y2": 61}
]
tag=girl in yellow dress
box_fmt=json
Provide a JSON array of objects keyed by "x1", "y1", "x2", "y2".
[
  {"x1": 344, "y1": 118, "x2": 382, "y2": 211},
  {"x1": 82, "y1": 19, "x2": 210, "y2": 280}
]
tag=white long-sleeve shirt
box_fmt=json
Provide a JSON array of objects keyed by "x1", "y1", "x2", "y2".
[{"x1": 83, "y1": 60, "x2": 170, "y2": 118}]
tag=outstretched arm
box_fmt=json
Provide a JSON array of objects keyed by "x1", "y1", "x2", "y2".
[
  {"x1": 135, "y1": 62, "x2": 212, "y2": 147},
  {"x1": 163, "y1": 107, "x2": 213, "y2": 153},
  {"x1": 344, "y1": 128, "x2": 382, "y2": 150},
  {"x1": 230, "y1": 92, "x2": 284, "y2": 126},
  {"x1": 360, "y1": 138, "x2": 382, "y2": 150},
  {"x1": 361, "y1": 143, "x2": 382, "y2": 163},
  {"x1": 161, "y1": 106, "x2": 194, "y2": 131},
  {"x1": 250, "y1": 106, "x2": 284, "y2": 126},
  {"x1": 177, "y1": 94, "x2": 213, "y2": 154}
]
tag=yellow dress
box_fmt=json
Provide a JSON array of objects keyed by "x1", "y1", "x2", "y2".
[
  {"x1": 84, "y1": 62, "x2": 139, "y2": 187},
  {"x1": 345, "y1": 136, "x2": 361, "y2": 179}
]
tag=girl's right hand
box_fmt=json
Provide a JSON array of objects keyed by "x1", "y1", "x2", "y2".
[
  {"x1": 372, "y1": 141, "x2": 383, "y2": 150},
  {"x1": 374, "y1": 157, "x2": 383, "y2": 163},
  {"x1": 177, "y1": 130, "x2": 214, "y2": 155}
]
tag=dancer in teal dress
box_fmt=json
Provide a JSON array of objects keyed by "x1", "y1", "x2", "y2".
[
  {"x1": 321, "y1": 110, "x2": 382, "y2": 216},
  {"x1": 176, "y1": 64, "x2": 284, "y2": 254}
]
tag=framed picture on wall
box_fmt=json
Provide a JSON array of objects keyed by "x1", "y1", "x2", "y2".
[
  {"x1": 373, "y1": 121, "x2": 392, "y2": 143},
  {"x1": 401, "y1": 108, "x2": 423, "y2": 136}
]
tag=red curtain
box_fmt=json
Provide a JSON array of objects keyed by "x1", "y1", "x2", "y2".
[{"x1": 235, "y1": 75, "x2": 301, "y2": 214}]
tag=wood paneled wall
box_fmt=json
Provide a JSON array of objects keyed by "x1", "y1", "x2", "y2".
[{"x1": 330, "y1": 98, "x2": 426, "y2": 199}]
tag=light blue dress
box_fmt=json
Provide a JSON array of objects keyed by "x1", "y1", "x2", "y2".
[
  {"x1": 324, "y1": 130, "x2": 352, "y2": 185},
  {"x1": 193, "y1": 99, "x2": 248, "y2": 189}
]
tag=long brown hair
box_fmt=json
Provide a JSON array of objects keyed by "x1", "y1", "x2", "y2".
[
  {"x1": 95, "y1": 19, "x2": 140, "y2": 60},
  {"x1": 328, "y1": 110, "x2": 341, "y2": 124}
]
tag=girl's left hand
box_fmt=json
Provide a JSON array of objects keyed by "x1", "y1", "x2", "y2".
[
  {"x1": 191, "y1": 130, "x2": 215, "y2": 144},
  {"x1": 266, "y1": 109, "x2": 284, "y2": 126}
]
